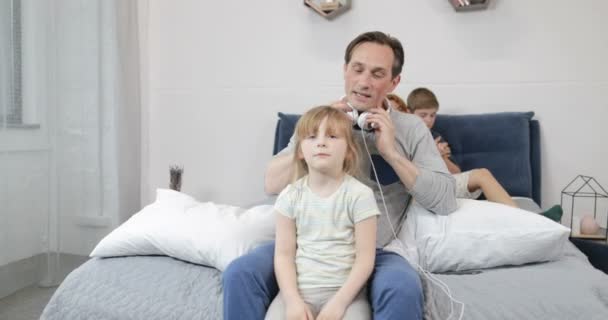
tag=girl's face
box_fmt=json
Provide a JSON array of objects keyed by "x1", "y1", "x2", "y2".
[
  {"x1": 299, "y1": 117, "x2": 348, "y2": 175},
  {"x1": 413, "y1": 108, "x2": 438, "y2": 129}
]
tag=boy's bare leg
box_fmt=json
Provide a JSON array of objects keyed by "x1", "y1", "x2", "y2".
[{"x1": 468, "y1": 168, "x2": 518, "y2": 208}]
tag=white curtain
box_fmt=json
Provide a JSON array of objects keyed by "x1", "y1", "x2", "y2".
[{"x1": 41, "y1": 0, "x2": 142, "y2": 286}]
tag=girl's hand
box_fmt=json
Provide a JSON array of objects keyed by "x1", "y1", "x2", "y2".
[
  {"x1": 285, "y1": 299, "x2": 314, "y2": 320},
  {"x1": 316, "y1": 298, "x2": 347, "y2": 320}
]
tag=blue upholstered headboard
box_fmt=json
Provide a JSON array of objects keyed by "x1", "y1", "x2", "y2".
[{"x1": 272, "y1": 112, "x2": 541, "y2": 206}]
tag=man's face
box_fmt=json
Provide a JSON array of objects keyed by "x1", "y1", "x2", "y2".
[
  {"x1": 413, "y1": 108, "x2": 438, "y2": 129},
  {"x1": 343, "y1": 42, "x2": 400, "y2": 111}
]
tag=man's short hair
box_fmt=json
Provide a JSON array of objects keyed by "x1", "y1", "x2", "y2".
[{"x1": 344, "y1": 31, "x2": 404, "y2": 79}]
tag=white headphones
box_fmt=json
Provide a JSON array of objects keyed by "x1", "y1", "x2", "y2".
[{"x1": 342, "y1": 96, "x2": 392, "y2": 131}]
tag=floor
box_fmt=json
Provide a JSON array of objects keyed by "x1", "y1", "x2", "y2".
[
  {"x1": 0, "y1": 285, "x2": 57, "y2": 320},
  {"x1": 0, "y1": 254, "x2": 88, "y2": 320}
]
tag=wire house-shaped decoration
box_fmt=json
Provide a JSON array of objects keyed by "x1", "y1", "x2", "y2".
[
  {"x1": 561, "y1": 175, "x2": 608, "y2": 240},
  {"x1": 304, "y1": 0, "x2": 351, "y2": 19}
]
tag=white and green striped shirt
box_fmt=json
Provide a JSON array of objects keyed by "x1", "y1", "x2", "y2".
[{"x1": 275, "y1": 175, "x2": 379, "y2": 289}]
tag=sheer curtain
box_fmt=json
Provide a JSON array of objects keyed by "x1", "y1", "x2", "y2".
[
  {"x1": 0, "y1": 0, "x2": 141, "y2": 294},
  {"x1": 39, "y1": 0, "x2": 142, "y2": 286}
]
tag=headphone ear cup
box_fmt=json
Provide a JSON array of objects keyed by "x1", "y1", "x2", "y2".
[
  {"x1": 346, "y1": 108, "x2": 358, "y2": 125},
  {"x1": 357, "y1": 112, "x2": 371, "y2": 130}
]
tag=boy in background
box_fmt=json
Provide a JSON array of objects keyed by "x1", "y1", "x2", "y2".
[{"x1": 405, "y1": 88, "x2": 562, "y2": 219}]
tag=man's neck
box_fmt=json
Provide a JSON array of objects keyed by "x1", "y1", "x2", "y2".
[
  {"x1": 344, "y1": 96, "x2": 390, "y2": 112},
  {"x1": 366, "y1": 98, "x2": 390, "y2": 112},
  {"x1": 379, "y1": 97, "x2": 391, "y2": 111}
]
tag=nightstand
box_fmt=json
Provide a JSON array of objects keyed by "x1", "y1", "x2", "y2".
[{"x1": 570, "y1": 238, "x2": 608, "y2": 274}]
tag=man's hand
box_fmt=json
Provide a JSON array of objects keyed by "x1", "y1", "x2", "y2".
[
  {"x1": 364, "y1": 108, "x2": 397, "y2": 160},
  {"x1": 329, "y1": 99, "x2": 352, "y2": 113},
  {"x1": 285, "y1": 298, "x2": 314, "y2": 320},
  {"x1": 316, "y1": 298, "x2": 347, "y2": 320}
]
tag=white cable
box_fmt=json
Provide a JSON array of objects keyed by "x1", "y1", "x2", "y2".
[{"x1": 359, "y1": 128, "x2": 465, "y2": 320}]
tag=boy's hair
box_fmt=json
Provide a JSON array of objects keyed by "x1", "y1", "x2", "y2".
[
  {"x1": 406, "y1": 87, "x2": 439, "y2": 112},
  {"x1": 293, "y1": 106, "x2": 360, "y2": 181},
  {"x1": 344, "y1": 31, "x2": 404, "y2": 79},
  {"x1": 387, "y1": 93, "x2": 408, "y2": 113}
]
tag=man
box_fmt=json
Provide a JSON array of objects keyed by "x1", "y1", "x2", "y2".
[{"x1": 223, "y1": 31, "x2": 457, "y2": 320}]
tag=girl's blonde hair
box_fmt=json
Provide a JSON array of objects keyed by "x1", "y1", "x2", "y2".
[{"x1": 292, "y1": 106, "x2": 360, "y2": 182}]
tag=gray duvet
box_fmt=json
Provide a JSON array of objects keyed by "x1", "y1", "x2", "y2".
[
  {"x1": 425, "y1": 242, "x2": 608, "y2": 320},
  {"x1": 42, "y1": 244, "x2": 608, "y2": 320},
  {"x1": 41, "y1": 256, "x2": 223, "y2": 320},
  {"x1": 42, "y1": 196, "x2": 608, "y2": 320}
]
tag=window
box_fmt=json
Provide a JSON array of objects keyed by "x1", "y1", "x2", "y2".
[{"x1": 1, "y1": 0, "x2": 22, "y2": 128}]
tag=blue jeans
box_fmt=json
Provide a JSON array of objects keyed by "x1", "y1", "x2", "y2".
[{"x1": 223, "y1": 242, "x2": 423, "y2": 320}]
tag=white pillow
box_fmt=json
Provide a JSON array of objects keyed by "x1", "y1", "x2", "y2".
[
  {"x1": 90, "y1": 189, "x2": 276, "y2": 271},
  {"x1": 385, "y1": 199, "x2": 570, "y2": 273}
]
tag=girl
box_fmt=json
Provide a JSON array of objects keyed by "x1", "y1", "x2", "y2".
[
  {"x1": 265, "y1": 106, "x2": 379, "y2": 320},
  {"x1": 387, "y1": 93, "x2": 408, "y2": 113}
]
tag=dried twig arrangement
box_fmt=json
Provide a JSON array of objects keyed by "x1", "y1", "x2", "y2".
[{"x1": 169, "y1": 165, "x2": 184, "y2": 191}]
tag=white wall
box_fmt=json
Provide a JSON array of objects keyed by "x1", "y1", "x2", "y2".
[{"x1": 143, "y1": 0, "x2": 608, "y2": 226}]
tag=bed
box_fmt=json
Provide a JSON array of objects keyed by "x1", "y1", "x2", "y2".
[{"x1": 41, "y1": 111, "x2": 608, "y2": 320}]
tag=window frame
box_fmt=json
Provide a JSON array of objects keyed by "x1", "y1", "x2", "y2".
[
  {"x1": 1, "y1": 0, "x2": 47, "y2": 152},
  {"x1": 1, "y1": 0, "x2": 23, "y2": 128}
]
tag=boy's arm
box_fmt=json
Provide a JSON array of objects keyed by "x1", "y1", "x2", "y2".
[
  {"x1": 443, "y1": 155, "x2": 461, "y2": 174},
  {"x1": 274, "y1": 213, "x2": 314, "y2": 318},
  {"x1": 318, "y1": 216, "x2": 377, "y2": 319},
  {"x1": 435, "y1": 137, "x2": 461, "y2": 174}
]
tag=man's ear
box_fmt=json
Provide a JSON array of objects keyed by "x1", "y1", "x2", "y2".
[{"x1": 390, "y1": 75, "x2": 401, "y2": 91}]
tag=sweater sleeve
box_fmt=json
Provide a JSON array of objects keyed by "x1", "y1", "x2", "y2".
[
  {"x1": 408, "y1": 123, "x2": 458, "y2": 215},
  {"x1": 276, "y1": 134, "x2": 296, "y2": 156}
]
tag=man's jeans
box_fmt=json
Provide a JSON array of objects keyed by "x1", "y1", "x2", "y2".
[{"x1": 223, "y1": 242, "x2": 423, "y2": 320}]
